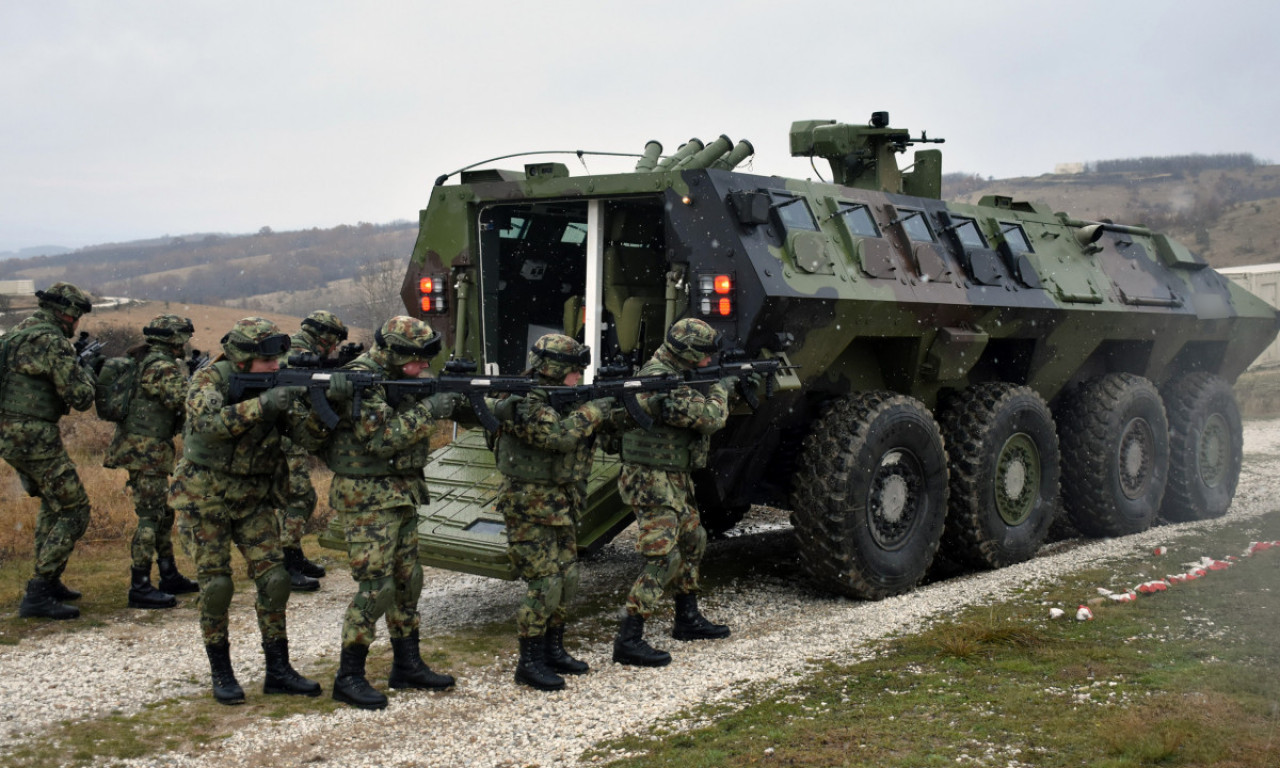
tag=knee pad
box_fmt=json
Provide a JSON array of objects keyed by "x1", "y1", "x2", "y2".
[
  {"x1": 356, "y1": 576, "x2": 395, "y2": 617},
  {"x1": 202, "y1": 575, "x2": 234, "y2": 617},
  {"x1": 403, "y1": 563, "x2": 424, "y2": 606},
  {"x1": 258, "y1": 565, "x2": 291, "y2": 611}
]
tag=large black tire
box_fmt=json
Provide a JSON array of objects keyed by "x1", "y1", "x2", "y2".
[
  {"x1": 790, "y1": 392, "x2": 949, "y2": 600},
  {"x1": 1161, "y1": 373, "x2": 1242, "y2": 522},
  {"x1": 1057, "y1": 373, "x2": 1169, "y2": 537},
  {"x1": 938, "y1": 383, "x2": 1060, "y2": 569}
]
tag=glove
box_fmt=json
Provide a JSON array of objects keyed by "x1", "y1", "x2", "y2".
[
  {"x1": 258, "y1": 386, "x2": 305, "y2": 419},
  {"x1": 86, "y1": 353, "x2": 107, "y2": 376},
  {"x1": 424, "y1": 391, "x2": 466, "y2": 419},
  {"x1": 491, "y1": 394, "x2": 524, "y2": 424},
  {"x1": 325, "y1": 372, "x2": 353, "y2": 404}
]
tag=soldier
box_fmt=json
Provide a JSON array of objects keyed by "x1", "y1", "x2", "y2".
[
  {"x1": 612, "y1": 317, "x2": 737, "y2": 667},
  {"x1": 1, "y1": 282, "x2": 95, "y2": 620},
  {"x1": 105, "y1": 314, "x2": 200, "y2": 610},
  {"x1": 324, "y1": 316, "x2": 462, "y2": 710},
  {"x1": 170, "y1": 317, "x2": 327, "y2": 705},
  {"x1": 278, "y1": 309, "x2": 350, "y2": 591},
  {"x1": 492, "y1": 334, "x2": 615, "y2": 691}
]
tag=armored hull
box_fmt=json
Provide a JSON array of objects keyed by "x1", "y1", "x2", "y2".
[{"x1": 320, "y1": 115, "x2": 1279, "y2": 599}]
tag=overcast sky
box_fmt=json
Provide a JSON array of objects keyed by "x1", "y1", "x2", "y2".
[{"x1": 2, "y1": 1, "x2": 1278, "y2": 253}]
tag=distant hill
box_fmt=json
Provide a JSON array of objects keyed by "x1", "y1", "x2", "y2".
[{"x1": 0, "y1": 245, "x2": 74, "y2": 260}]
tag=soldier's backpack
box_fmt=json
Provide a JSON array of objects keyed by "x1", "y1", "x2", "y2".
[{"x1": 94, "y1": 356, "x2": 139, "y2": 422}]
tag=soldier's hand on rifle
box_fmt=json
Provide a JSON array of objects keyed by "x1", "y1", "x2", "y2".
[
  {"x1": 325, "y1": 372, "x2": 353, "y2": 404},
  {"x1": 424, "y1": 391, "x2": 466, "y2": 419},
  {"x1": 259, "y1": 386, "x2": 306, "y2": 419},
  {"x1": 81, "y1": 353, "x2": 107, "y2": 376},
  {"x1": 577, "y1": 397, "x2": 617, "y2": 425},
  {"x1": 491, "y1": 394, "x2": 524, "y2": 423}
]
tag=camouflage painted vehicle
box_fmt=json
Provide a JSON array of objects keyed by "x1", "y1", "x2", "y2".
[{"x1": 322, "y1": 112, "x2": 1278, "y2": 600}]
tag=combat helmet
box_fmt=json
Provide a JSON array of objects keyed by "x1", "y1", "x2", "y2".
[
  {"x1": 663, "y1": 318, "x2": 722, "y2": 366},
  {"x1": 143, "y1": 314, "x2": 194, "y2": 349},
  {"x1": 375, "y1": 316, "x2": 441, "y2": 368},
  {"x1": 301, "y1": 310, "x2": 348, "y2": 344},
  {"x1": 36, "y1": 282, "x2": 92, "y2": 318},
  {"x1": 220, "y1": 317, "x2": 291, "y2": 365},
  {"x1": 528, "y1": 334, "x2": 590, "y2": 382}
]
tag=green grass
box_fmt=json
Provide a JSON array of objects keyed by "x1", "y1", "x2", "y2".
[{"x1": 590, "y1": 513, "x2": 1280, "y2": 767}]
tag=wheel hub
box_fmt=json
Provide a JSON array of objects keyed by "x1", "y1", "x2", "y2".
[
  {"x1": 1197, "y1": 412, "x2": 1229, "y2": 488},
  {"x1": 995, "y1": 432, "x2": 1039, "y2": 526},
  {"x1": 1118, "y1": 417, "x2": 1155, "y2": 499},
  {"x1": 868, "y1": 448, "x2": 924, "y2": 550}
]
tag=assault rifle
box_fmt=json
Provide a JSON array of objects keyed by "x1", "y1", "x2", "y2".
[
  {"x1": 286, "y1": 342, "x2": 366, "y2": 371},
  {"x1": 73, "y1": 331, "x2": 105, "y2": 372},
  {"x1": 186, "y1": 348, "x2": 210, "y2": 376},
  {"x1": 227, "y1": 368, "x2": 352, "y2": 429}
]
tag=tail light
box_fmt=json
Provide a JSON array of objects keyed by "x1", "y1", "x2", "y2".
[
  {"x1": 696, "y1": 272, "x2": 735, "y2": 318},
  {"x1": 419, "y1": 274, "x2": 448, "y2": 315}
]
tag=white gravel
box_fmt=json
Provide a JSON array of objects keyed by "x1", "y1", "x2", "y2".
[{"x1": 4, "y1": 420, "x2": 1280, "y2": 767}]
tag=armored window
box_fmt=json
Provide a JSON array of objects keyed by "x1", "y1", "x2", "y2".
[
  {"x1": 1000, "y1": 222, "x2": 1033, "y2": 254},
  {"x1": 561, "y1": 222, "x2": 587, "y2": 244},
  {"x1": 895, "y1": 210, "x2": 934, "y2": 242},
  {"x1": 950, "y1": 216, "x2": 986, "y2": 248},
  {"x1": 496, "y1": 215, "x2": 528, "y2": 240},
  {"x1": 769, "y1": 192, "x2": 819, "y2": 232},
  {"x1": 836, "y1": 202, "x2": 880, "y2": 237}
]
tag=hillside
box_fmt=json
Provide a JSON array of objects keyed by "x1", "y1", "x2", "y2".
[{"x1": 1, "y1": 159, "x2": 1278, "y2": 327}]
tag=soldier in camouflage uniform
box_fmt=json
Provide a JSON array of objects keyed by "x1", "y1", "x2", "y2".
[
  {"x1": 105, "y1": 314, "x2": 200, "y2": 610},
  {"x1": 612, "y1": 317, "x2": 737, "y2": 667},
  {"x1": 325, "y1": 316, "x2": 463, "y2": 710},
  {"x1": 170, "y1": 317, "x2": 328, "y2": 705},
  {"x1": 278, "y1": 309, "x2": 350, "y2": 591},
  {"x1": 492, "y1": 334, "x2": 616, "y2": 691},
  {"x1": 2, "y1": 283, "x2": 95, "y2": 620}
]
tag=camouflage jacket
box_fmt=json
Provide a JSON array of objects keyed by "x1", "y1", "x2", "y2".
[
  {"x1": 104, "y1": 343, "x2": 187, "y2": 473},
  {"x1": 323, "y1": 354, "x2": 448, "y2": 511},
  {"x1": 181, "y1": 360, "x2": 317, "y2": 476},
  {"x1": 0, "y1": 309, "x2": 95, "y2": 460},
  {"x1": 621, "y1": 346, "x2": 730, "y2": 471}
]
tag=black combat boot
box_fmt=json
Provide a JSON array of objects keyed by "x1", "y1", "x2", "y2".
[
  {"x1": 49, "y1": 576, "x2": 81, "y2": 601},
  {"x1": 612, "y1": 613, "x2": 671, "y2": 667},
  {"x1": 332, "y1": 644, "x2": 388, "y2": 710},
  {"x1": 292, "y1": 548, "x2": 326, "y2": 579},
  {"x1": 204, "y1": 641, "x2": 245, "y2": 705},
  {"x1": 156, "y1": 556, "x2": 199, "y2": 595},
  {"x1": 18, "y1": 578, "x2": 80, "y2": 620},
  {"x1": 671, "y1": 592, "x2": 731, "y2": 641},
  {"x1": 544, "y1": 624, "x2": 589, "y2": 675},
  {"x1": 128, "y1": 565, "x2": 177, "y2": 609},
  {"x1": 262, "y1": 638, "x2": 322, "y2": 696},
  {"x1": 389, "y1": 631, "x2": 455, "y2": 690},
  {"x1": 283, "y1": 548, "x2": 320, "y2": 592},
  {"x1": 515, "y1": 635, "x2": 566, "y2": 691}
]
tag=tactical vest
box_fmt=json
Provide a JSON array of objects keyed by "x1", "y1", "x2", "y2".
[
  {"x1": 323, "y1": 359, "x2": 431, "y2": 477},
  {"x1": 494, "y1": 394, "x2": 590, "y2": 484},
  {"x1": 182, "y1": 361, "x2": 280, "y2": 475},
  {"x1": 122, "y1": 348, "x2": 181, "y2": 439},
  {"x1": 0, "y1": 321, "x2": 69, "y2": 422},
  {"x1": 621, "y1": 420, "x2": 706, "y2": 472}
]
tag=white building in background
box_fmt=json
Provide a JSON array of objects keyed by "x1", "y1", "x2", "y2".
[
  {"x1": 0, "y1": 279, "x2": 35, "y2": 295},
  {"x1": 1219, "y1": 263, "x2": 1280, "y2": 369}
]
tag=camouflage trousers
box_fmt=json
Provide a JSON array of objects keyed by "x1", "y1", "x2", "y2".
[
  {"x1": 503, "y1": 518, "x2": 579, "y2": 637},
  {"x1": 126, "y1": 470, "x2": 176, "y2": 570},
  {"x1": 6, "y1": 451, "x2": 91, "y2": 581},
  {"x1": 337, "y1": 503, "x2": 422, "y2": 647},
  {"x1": 171, "y1": 460, "x2": 290, "y2": 647},
  {"x1": 619, "y1": 466, "x2": 706, "y2": 618},
  {"x1": 277, "y1": 448, "x2": 317, "y2": 549}
]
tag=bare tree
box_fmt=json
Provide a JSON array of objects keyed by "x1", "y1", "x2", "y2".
[{"x1": 351, "y1": 253, "x2": 407, "y2": 344}]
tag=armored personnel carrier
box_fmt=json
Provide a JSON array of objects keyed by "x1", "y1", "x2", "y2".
[{"x1": 322, "y1": 112, "x2": 1278, "y2": 599}]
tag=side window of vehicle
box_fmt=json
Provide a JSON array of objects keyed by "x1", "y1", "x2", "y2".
[
  {"x1": 836, "y1": 202, "x2": 880, "y2": 237},
  {"x1": 769, "y1": 191, "x2": 819, "y2": 232},
  {"x1": 894, "y1": 209, "x2": 935, "y2": 242},
  {"x1": 1000, "y1": 222, "x2": 1033, "y2": 254},
  {"x1": 950, "y1": 216, "x2": 986, "y2": 248}
]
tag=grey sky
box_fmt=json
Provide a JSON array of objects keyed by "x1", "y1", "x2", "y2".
[{"x1": 2, "y1": 1, "x2": 1277, "y2": 253}]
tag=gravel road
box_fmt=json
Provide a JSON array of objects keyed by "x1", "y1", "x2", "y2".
[{"x1": 4, "y1": 420, "x2": 1280, "y2": 767}]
